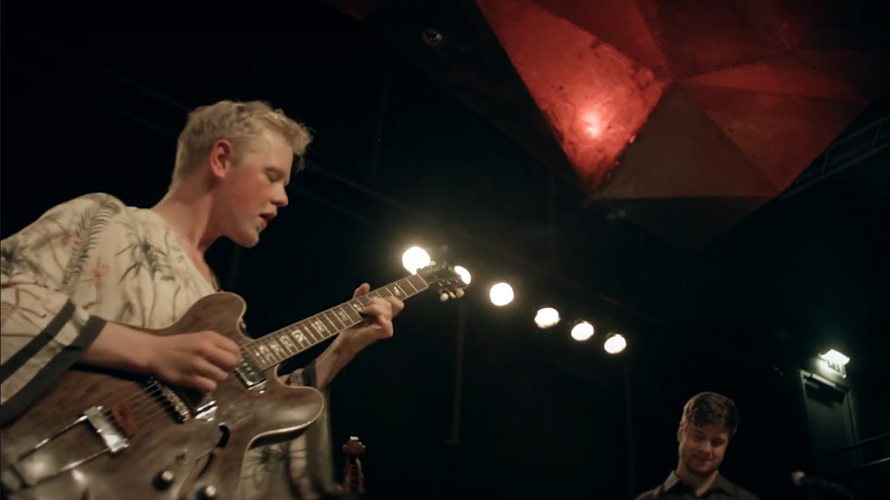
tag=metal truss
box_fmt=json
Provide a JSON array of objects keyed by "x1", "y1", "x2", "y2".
[{"x1": 781, "y1": 114, "x2": 890, "y2": 199}]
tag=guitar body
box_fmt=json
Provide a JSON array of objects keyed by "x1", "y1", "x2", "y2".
[
  {"x1": 0, "y1": 292, "x2": 325, "y2": 500},
  {"x1": 1, "y1": 264, "x2": 468, "y2": 500}
]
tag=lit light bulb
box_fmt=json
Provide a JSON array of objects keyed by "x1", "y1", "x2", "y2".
[
  {"x1": 571, "y1": 321, "x2": 594, "y2": 341},
  {"x1": 604, "y1": 333, "x2": 627, "y2": 354},
  {"x1": 534, "y1": 307, "x2": 560, "y2": 328},
  {"x1": 401, "y1": 246, "x2": 430, "y2": 274},
  {"x1": 489, "y1": 282, "x2": 514, "y2": 306}
]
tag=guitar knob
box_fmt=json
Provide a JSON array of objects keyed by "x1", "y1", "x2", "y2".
[
  {"x1": 440, "y1": 292, "x2": 449, "y2": 302},
  {"x1": 153, "y1": 469, "x2": 175, "y2": 490},
  {"x1": 455, "y1": 289, "x2": 464, "y2": 298},
  {"x1": 199, "y1": 485, "x2": 217, "y2": 499}
]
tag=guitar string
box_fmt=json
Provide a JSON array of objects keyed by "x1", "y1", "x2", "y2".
[
  {"x1": 118, "y1": 295, "x2": 375, "y2": 435},
  {"x1": 122, "y1": 275, "x2": 455, "y2": 436},
  {"x1": 92, "y1": 287, "x2": 413, "y2": 437},
  {"x1": 104, "y1": 278, "x2": 448, "y2": 444},
  {"x1": 114, "y1": 290, "x2": 396, "y2": 435},
  {"x1": 109, "y1": 288, "x2": 388, "y2": 419},
  {"x1": 92, "y1": 289, "x2": 386, "y2": 414}
]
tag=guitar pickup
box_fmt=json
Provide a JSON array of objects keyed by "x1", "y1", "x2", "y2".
[{"x1": 234, "y1": 352, "x2": 267, "y2": 390}]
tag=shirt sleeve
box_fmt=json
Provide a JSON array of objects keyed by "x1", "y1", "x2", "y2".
[{"x1": 0, "y1": 193, "x2": 122, "y2": 425}]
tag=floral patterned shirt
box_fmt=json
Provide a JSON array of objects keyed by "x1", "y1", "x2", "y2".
[{"x1": 1, "y1": 193, "x2": 335, "y2": 499}]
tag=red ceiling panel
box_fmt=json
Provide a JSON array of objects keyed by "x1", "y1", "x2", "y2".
[
  {"x1": 529, "y1": 0, "x2": 670, "y2": 79},
  {"x1": 476, "y1": 0, "x2": 669, "y2": 190},
  {"x1": 314, "y1": 0, "x2": 887, "y2": 250},
  {"x1": 682, "y1": 81, "x2": 867, "y2": 189},
  {"x1": 595, "y1": 84, "x2": 777, "y2": 199}
]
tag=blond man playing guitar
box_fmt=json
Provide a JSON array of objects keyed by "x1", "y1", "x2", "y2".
[{"x1": 0, "y1": 100, "x2": 404, "y2": 500}]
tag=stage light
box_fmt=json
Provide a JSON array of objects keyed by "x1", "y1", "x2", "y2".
[
  {"x1": 402, "y1": 246, "x2": 430, "y2": 274},
  {"x1": 534, "y1": 307, "x2": 560, "y2": 329},
  {"x1": 819, "y1": 349, "x2": 849, "y2": 366},
  {"x1": 819, "y1": 349, "x2": 850, "y2": 377},
  {"x1": 604, "y1": 333, "x2": 627, "y2": 354},
  {"x1": 489, "y1": 282, "x2": 514, "y2": 306},
  {"x1": 454, "y1": 265, "x2": 471, "y2": 286},
  {"x1": 571, "y1": 321, "x2": 594, "y2": 341}
]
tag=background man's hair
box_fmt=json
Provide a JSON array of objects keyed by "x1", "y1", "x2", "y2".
[
  {"x1": 681, "y1": 392, "x2": 740, "y2": 437},
  {"x1": 172, "y1": 100, "x2": 313, "y2": 185}
]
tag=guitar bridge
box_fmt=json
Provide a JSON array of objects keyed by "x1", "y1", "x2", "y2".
[
  {"x1": 83, "y1": 407, "x2": 128, "y2": 453},
  {"x1": 1, "y1": 406, "x2": 129, "y2": 491}
]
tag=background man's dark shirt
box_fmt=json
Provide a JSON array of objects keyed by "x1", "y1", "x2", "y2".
[{"x1": 635, "y1": 472, "x2": 759, "y2": 499}]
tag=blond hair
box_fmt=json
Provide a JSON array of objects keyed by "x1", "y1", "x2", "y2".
[{"x1": 172, "y1": 100, "x2": 313, "y2": 185}]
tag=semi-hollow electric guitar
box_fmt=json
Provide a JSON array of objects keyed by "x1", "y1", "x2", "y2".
[{"x1": 0, "y1": 263, "x2": 466, "y2": 500}]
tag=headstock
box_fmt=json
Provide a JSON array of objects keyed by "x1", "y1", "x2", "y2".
[{"x1": 416, "y1": 262, "x2": 469, "y2": 302}]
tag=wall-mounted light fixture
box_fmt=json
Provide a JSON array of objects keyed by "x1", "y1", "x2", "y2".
[{"x1": 819, "y1": 349, "x2": 850, "y2": 378}]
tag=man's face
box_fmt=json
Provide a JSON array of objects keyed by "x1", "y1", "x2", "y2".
[
  {"x1": 677, "y1": 422, "x2": 730, "y2": 477},
  {"x1": 213, "y1": 128, "x2": 293, "y2": 247}
]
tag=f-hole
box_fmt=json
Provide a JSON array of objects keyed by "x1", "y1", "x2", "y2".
[
  {"x1": 217, "y1": 425, "x2": 230, "y2": 448},
  {"x1": 193, "y1": 425, "x2": 231, "y2": 480}
]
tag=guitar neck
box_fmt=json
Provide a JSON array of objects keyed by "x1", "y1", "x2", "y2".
[{"x1": 243, "y1": 274, "x2": 431, "y2": 371}]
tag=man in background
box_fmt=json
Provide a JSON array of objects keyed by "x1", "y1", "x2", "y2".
[{"x1": 635, "y1": 392, "x2": 759, "y2": 499}]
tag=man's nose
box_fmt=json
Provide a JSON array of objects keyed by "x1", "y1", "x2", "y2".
[{"x1": 273, "y1": 189, "x2": 289, "y2": 207}]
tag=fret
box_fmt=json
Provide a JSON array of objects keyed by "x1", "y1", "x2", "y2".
[
  {"x1": 387, "y1": 282, "x2": 407, "y2": 299},
  {"x1": 334, "y1": 305, "x2": 357, "y2": 327},
  {"x1": 299, "y1": 322, "x2": 321, "y2": 343},
  {"x1": 399, "y1": 277, "x2": 419, "y2": 294},
  {"x1": 266, "y1": 338, "x2": 286, "y2": 362},
  {"x1": 339, "y1": 304, "x2": 363, "y2": 325},
  {"x1": 406, "y1": 274, "x2": 428, "y2": 292},
  {"x1": 319, "y1": 312, "x2": 340, "y2": 333},
  {"x1": 244, "y1": 271, "x2": 448, "y2": 371},
  {"x1": 254, "y1": 344, "x2": 276, "y2": 365},
  {"x1": 309, "y1": 317, "x2": 328, "y2": 337},
  {"x1": 289, "y1": 327, "x2": 309, "y2": 347},
  {"x1": 299, "y1": 324, "x2": 318, "y2": 343},
  {"x1": 328, "y1": 309, "x2": 350, "y2": 330},
  {"x1": 278, "y1": 333, "x2": 297, "y2": 353}
]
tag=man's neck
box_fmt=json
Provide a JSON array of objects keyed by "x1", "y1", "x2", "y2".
[
  {"x1": 151, "y1": 181, "x2": 219, "y2": 255},
  {"x1": 675, "y1": 461, "x2": 719, "y2": 497}
]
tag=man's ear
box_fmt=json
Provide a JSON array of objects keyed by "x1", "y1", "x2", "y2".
[
  {"x1": 208, "y1": 139, "x2": 236, "y2": 180},
  {"x1": 677, "y1": 422, "x2": 684, "y2": 443}
]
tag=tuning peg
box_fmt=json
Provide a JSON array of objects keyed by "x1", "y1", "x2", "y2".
[
  {"x1": 455, "y1": 289, "x2": 465, "y2": 298},
  {"x1": 440, "y1": 292, "x2": 450, "y2": 302}
]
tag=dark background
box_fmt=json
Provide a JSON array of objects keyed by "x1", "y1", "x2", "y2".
[{"x1": 2, "y1": 1, "x2": 887, "y2": 498}]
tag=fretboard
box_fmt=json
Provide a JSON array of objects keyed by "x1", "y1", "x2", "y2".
[{"x1": 243, "y1": 274, "x2": 430, "y2": 371}]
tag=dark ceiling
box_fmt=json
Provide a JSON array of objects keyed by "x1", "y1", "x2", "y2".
[{"x1": 316, "y1": 0, "x2": 890, "y2": 250}]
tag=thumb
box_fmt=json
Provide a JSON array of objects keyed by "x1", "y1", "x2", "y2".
[{"x1": 353, "y1": 283, "x2": 371, "y2": 298}]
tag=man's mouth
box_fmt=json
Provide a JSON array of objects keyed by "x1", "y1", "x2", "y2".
[{"x1": 259, "y1": 213, "x2": 275, "y2": 228}]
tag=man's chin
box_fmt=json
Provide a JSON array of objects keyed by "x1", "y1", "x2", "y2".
[
  {"x1": 233, "y1": 232, "x2": 260, "y2": 248},
  {"x1": 686, "y1": 461, "x2": 717, "y2": 477}
]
